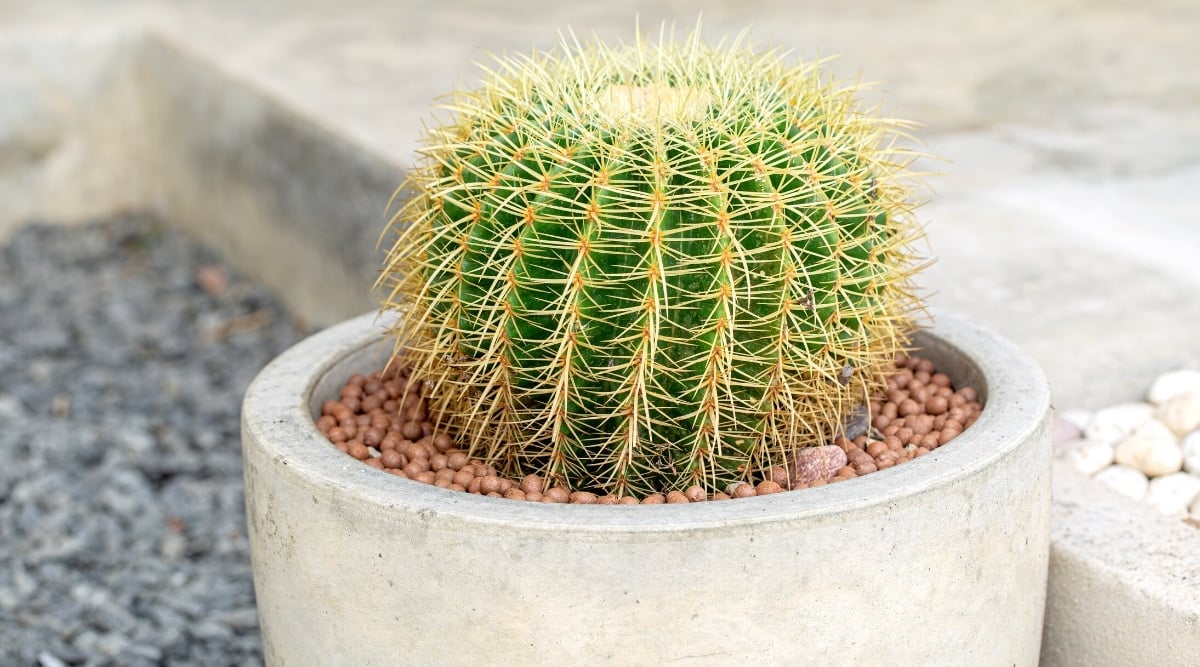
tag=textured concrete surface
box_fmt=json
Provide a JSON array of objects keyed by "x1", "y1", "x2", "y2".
[
  {"x1": 1042, "y1": 461, "x2": 1200, "y2": 666},
  {"x1": 3, "y1": 0, "x2": 1199, "y2": 662},
  {"x1": 242, "y1": 311, "x2": 1050, "y2": 664}
]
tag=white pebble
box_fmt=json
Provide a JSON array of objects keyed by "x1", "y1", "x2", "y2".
[
  {"x1": 1058, "y1": 438, "x2": 1114, "y2": 476},
  {"x1": 1093, "y1": 465, "x2": 1150, "y2": 501},
  {"x1": 1084, "y1": 402, "x2": 1154, "y2": 445},
  {"x1": 1182, "y1": 431, "x2": 1200, "y2": 475},
  {"x1": 1191, "y1": 492, "x2": 1200, "y2": 517},
  {"x1": 1145, "y1": 472, "x2": 1200, "y2": 516},
  {"x1": 1147, "y1": 369, "x2": 1200, "y2": 405},
  {"x1": 1155, "y1": 391, "x2": 1200, "y2": 437},
  {"x1": 1114, "y1": 419, "x2": 1183, "y2": 477}
]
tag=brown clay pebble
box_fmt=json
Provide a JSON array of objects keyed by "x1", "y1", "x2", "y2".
[
  {"x1": 569, "y1": 491, "x2": 598, "y2": 504},
  {"x1": 684, "y1": 485, "x2": 706, "y2": 503},
  {"x1": 413, "y1": 471, "x2": 436, "y2": 485},
  {"x1": 596, "y1": 495, "x2": 618, "y2": 505},
  {"x1": 641, "y1": 493, "x2": 666, "y2": 504},
  {"x1": 617, "y1": 496, "x2": 639, "y2": 505},
  {"x1": 768, "y1": 466, "x2": 789, "y2": 487},
  {"x1": 711, "y1": 492, "x2": 731, "y2": 501},
  {"x1": 480, "y1": 477, "x2": 503, "y2": 495},
  {"x1": 446, "y1": 451, "x2": 468, "y2": 470},
  {"x1": 430, "y1": 453, "x2": 448, "y2": 471},
  {"x1": 364, "y1": 457, "x2": 383, "y2": 469},
  {"x1": 348, "y1": 443, "x2": 369, "y2": 460},
  {"x1": 362, "y1": 428, "x2": 383, "y2": 447},
  {"x1": 545, "y1": 487, "x2": 570, "y2": 503},
  {"x1": 520, "y1": 475, "x2": 543, "y2": 495},
  {"x1": 401, "y1": 421, "x2": 423, "y2": 440},
  {"x1": 452, "y1": 470, "x2": 475, "y2": 488},
  {"x1": 380, "y1": 450, "x2": 404, "y2": 469},
  {"x1": 433, "y1": 433, "x2": 453, "y2": 452},
  {"x1": 666, "y1": 491, "x2": 689, "y2": 503},
  {"x1": 504, "y1": 489, "x2": 526, "y2": 501},
  {"x1": 926, "y1": 395, "x2": 949, "y2": 415},
  {"x1": 756, "y1": 480, "x2": 783, "y2": 495}
]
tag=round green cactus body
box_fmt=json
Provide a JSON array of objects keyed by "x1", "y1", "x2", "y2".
[{"x1": 380, "y1": 31, "x2": 926, "y2": 497}]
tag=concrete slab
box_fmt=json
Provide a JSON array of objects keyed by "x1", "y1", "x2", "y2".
[{"x1": 2, "y1": 1, "x2": 1199, "y2": 663}]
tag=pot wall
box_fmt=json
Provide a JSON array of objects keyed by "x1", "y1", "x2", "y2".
[{"x1": 242, "y1": 311, "x2": 1051, "y2": 665}]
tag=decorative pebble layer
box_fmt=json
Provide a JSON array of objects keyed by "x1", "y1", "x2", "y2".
[
  {"x1": 0, "y1": 215, "x2": 305, "y2": 665},
  {"x1": 1056, "y1": 369, "x2": 1200, "y2": 527},
  {"x1": 319, "y1": 354, "x2": 985, "y2": 501}
]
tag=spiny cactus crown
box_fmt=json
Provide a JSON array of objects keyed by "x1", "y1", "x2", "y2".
[{"x1": 379, "y1": 30, "x2": 927, "y2": 497}]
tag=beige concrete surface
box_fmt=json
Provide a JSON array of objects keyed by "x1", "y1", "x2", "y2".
[{"x1": 3, "y1": 0, "x2": 1197, "y2": 407}]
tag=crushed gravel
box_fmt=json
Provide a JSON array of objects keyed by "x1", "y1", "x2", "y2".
[{"x1": 0, "y1": 213, "x2": 310, "y2": 666}]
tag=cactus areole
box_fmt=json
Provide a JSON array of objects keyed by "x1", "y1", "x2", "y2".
[{"x1": 379, "y1": 31, "x2": 927, "y2": 497}]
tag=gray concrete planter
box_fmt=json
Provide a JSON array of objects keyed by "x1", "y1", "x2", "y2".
[{"x1": 242, "y1": 310, "x2": 1051, "y2": 665}]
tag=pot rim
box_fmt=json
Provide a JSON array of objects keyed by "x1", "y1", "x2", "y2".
[{"x1": 242, "y1": 308, "x2": 1050, "y2": 533}]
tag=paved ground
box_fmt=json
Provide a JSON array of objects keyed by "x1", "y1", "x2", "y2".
[{"x1": 2, "y1": 0, "x2": 1199, "y2": 407}]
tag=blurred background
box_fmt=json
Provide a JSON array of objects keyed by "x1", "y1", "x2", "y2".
[{"x1": 3, "y1": 0, "x2": 1198, "y2": 406}]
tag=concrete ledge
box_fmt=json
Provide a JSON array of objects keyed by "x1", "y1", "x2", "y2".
[
  {"x1": 1041, "y1": 461, "x2": 1200, "y2": 665},
  {"x1": 0, "y1": 28, "x2": 404, "y2": 326}
]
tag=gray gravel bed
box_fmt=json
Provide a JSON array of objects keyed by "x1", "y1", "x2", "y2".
[{"x1": 0, "y1": 214, "x2": 311, "y2": 666}]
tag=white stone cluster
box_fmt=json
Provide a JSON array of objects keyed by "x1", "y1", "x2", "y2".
[{"x1": 1056, "y1": 369, "x2": 1200, "y2": 522}]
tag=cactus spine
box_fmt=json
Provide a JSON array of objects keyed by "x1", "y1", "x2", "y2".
[{"x1": 379, "y1": 30, "x2": 926, "y2": 497}]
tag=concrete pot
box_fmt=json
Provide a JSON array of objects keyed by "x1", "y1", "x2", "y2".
[{"x1": 242, "y1": 310, "x2": 1051, "y2": 665}]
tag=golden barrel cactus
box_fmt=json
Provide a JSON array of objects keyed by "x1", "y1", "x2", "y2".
[{"x1": 379, "y1": 30, "x2": 927, "y2": 497}]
